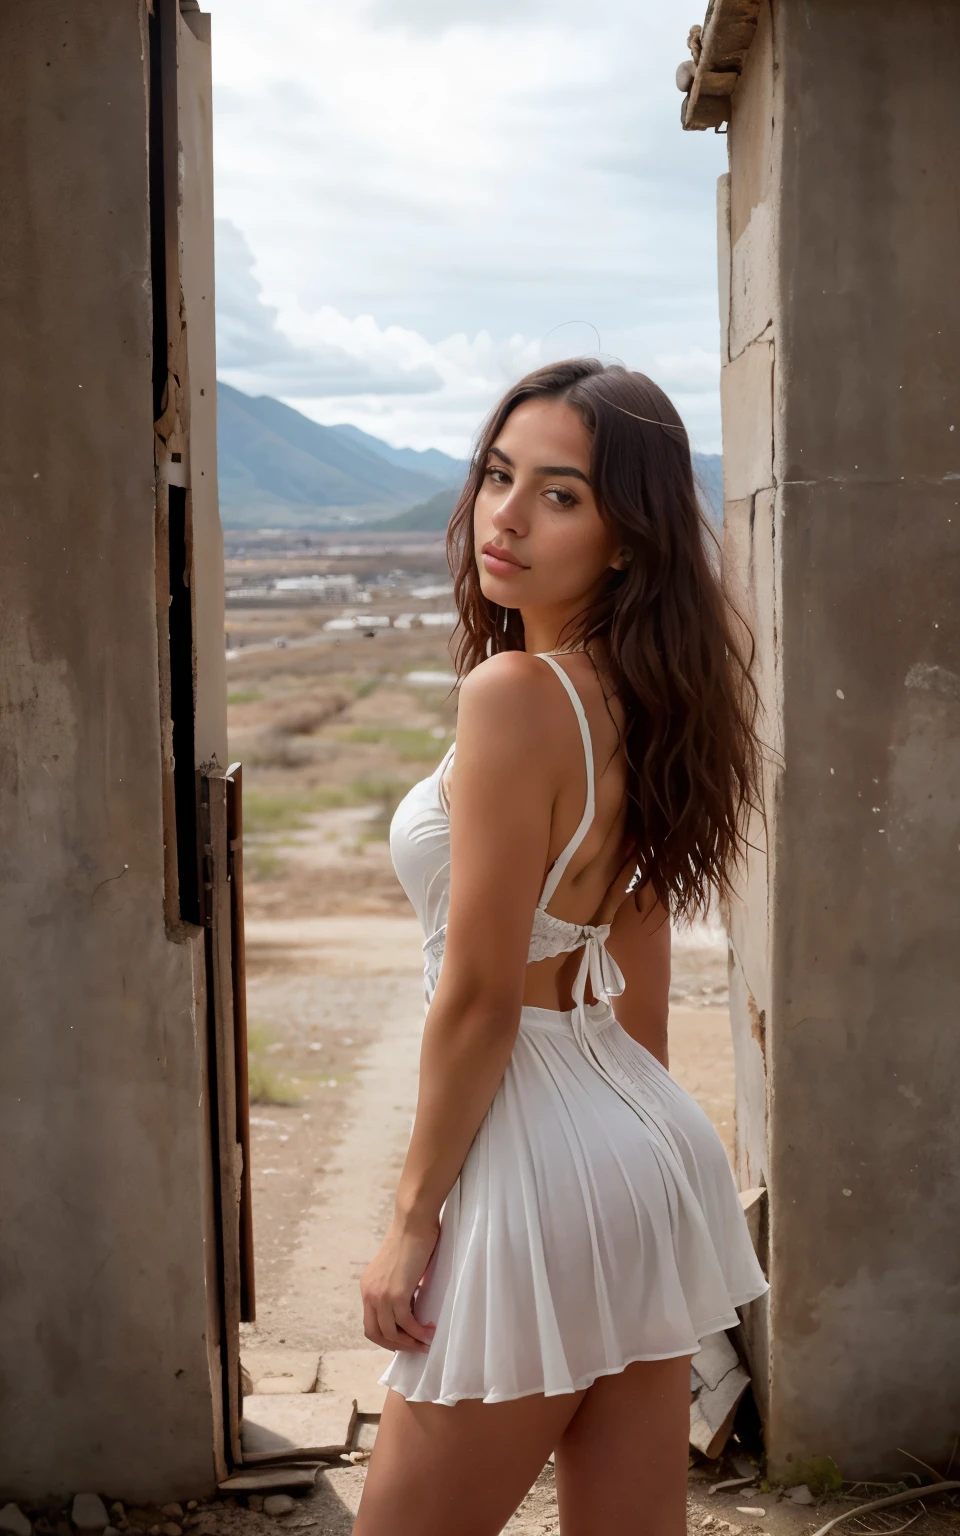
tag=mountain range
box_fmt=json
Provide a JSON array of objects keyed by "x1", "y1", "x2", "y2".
[
  {"x1": 216, "y1": 381, "x2": 721, "y2": 531},
  {"x1": 217, "y1": 381, "x2": 466, "y2": 528}
]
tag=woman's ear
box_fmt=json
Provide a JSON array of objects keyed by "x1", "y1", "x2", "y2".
[{"x1": 609, "y1": 545, "x2": 634, "y2": 572}]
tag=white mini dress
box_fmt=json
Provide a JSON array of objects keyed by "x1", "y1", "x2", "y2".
[{"x1": 381, "y1": 652, "x2": 768, "y2": 1407}]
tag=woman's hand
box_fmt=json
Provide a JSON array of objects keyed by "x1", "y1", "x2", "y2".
[{"x1": 360, "y1": 1215, "x2": 440, "y2": 1353}]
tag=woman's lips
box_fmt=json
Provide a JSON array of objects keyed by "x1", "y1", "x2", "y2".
[{"x1": 481, "y1": 543, "x2": 528, "y2": 576}]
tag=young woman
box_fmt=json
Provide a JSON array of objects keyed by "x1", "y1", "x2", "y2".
[{"x1": 354, "y1": 360, "x2": 767, "y2": 1536}]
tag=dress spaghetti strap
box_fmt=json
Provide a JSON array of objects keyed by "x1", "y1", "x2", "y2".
[{"x1": 534, "y1": 653, "x2": 596, "y2": 911}]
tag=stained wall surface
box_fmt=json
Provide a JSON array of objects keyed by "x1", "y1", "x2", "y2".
[
  {"x1": 722, "y1": 0, "x2": 960, "y2": 1478},
  {"x1": 0, "y1": 1, "x2": 222, "y2": 1499}
]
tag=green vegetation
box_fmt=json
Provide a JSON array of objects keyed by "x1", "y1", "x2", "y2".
[
  {"x1": 372, "y1": 486, "x2": 457, "y2": 532},
  {"x1": 245, "y1": 845, "x2": 286, "y2": 882},
  {"x1": 243, "y1": 777, "x2": 413, "y2": 854},
  {"x1": 786, "y1": 1457, "x2": 843, "y2": 1495},
  {"x1": 227, "y1": 689, "x2": 263, "y2": 705},
  {"x1": 247, "y1": 1025, "x2": 300, "y2": 1106},
  {"x1": 352, "y1": 777, "x2": 413, "y2": 839},
  {"x1": 345, "y1": 725, "x2": 447, "y2": 761},
  {"x1": 354, "y1": 678, "x2": 380, "y2": 699},
  {"x1": 244, "y1": 785, "x2": 350, "y2": 835}
]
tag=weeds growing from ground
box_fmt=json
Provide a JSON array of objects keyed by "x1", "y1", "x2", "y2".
[{"x1": 247, "y1": 1025, "x2": 300, "y2": 1106}]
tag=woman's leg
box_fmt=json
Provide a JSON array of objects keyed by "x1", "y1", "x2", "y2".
[
  {"x1": 554, "y1": 1356, "x2": 693, "y2": 1536},
  {"x1": 352, "y1": 1383, "x2": 585, "y2": 1536}
]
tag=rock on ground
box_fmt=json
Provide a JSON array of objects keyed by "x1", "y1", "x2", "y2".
[
  {"x1": 260, "y1": 1499, "x2": 295, "y2": 1518},
  {"x1": 0, "y1": 1505, "x2": 32, "y2": 1536},
  {"x1": 72, "y1": 1497, "x2": 109, "y2": 1533}
]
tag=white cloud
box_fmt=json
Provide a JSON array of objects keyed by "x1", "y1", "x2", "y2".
[
  {"x1": 216, "y1": 219, "x2": 443, "y2": 397},
  {"x1": 211, "y1": 0, "x2": 725, "y2": 453}
]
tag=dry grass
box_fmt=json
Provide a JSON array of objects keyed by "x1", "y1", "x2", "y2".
[
  {"x1": 246, "y1": 1025, "x2": 301, "y2": 1106},
  {"x1": 225, "y1": 533, "x2": 457, "y2": 915}
]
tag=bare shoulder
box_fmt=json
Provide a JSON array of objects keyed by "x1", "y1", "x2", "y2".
[
  {"x1": 457, "y1": 652, "x2": 564, "y2": 734},
  {"x1": 453, "y1": 653, "x2": 568, "y2": 784}
]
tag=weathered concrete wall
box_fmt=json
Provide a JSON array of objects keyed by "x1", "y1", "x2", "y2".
[
  {"x1": 179, "y1": 10, "x2": 228, "y2": 769},
  {"x1": 719, "y1": 0, "x2": 782, "y2": 1425},
  {"x1": 722, "y1": 0, "x2": 960, "y2": 1479},
  {"x1": 0, "y1": 1, "x2": 223, "y2": 1499}
]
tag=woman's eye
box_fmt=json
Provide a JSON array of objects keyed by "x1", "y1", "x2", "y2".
[
  {"x1": 485, "y1": 467, "x2": 510, "y2": 485},
  {"x1": 546, "y1": 486, "x2": 577, "y2": 508}
]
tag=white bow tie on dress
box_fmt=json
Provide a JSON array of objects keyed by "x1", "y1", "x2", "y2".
[{"x1": 570, "y1": 924, "x2": 626, "y2": 1024}]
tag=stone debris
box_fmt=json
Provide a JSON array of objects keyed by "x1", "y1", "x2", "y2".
[
  {"x1": 72, "y1": 1497, "x2": 110, "y2": 1533},
  {"x1": 786, "y1": 1485, "x2": 814, "y2": 1505},
  {"x1": 0, "y1": 1505, "x2": 32, "y2": 1536},
  {"x1": 240, "y1": 1351, "x2": 321, "y2": 1396},
  {"x1": 159, "y1": 1510, "x2": 182, "y2": 1522},
  {"x1": 690, "y1": 1333, "x2": 751, "y2": 1460},
  {"x1": 710, "y1": 1479, "x2": 756, "y2": 1496},
  {"x1": 241, "y1": 1392, "x2": 357, "y2": 1462},
  {"x1": 736, "y1": 1509, "x2": 766, "y2": 1517},
  {"x1": 103, "y1": 1526, "x2": 122, "y2": 1536},
  {"x1": 261, "y1": 1498, "x2": 296, "y2": 1518},
  {"x1": 109, "y1": 1508, "x2": 125, "y2": 1525},
  {"x1": 159, "y1": 1524, "x2": 181, "y2": 1535}
]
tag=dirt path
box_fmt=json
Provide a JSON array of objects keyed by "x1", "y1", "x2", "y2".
[{"x1": 240, "y1": 916, "x2": 425, "y2": 1355}]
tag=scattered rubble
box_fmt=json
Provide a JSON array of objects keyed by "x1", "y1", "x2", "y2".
[
  {"x1": 786, "y1": 1486, "x2": 814, "y2": 1505},
  {"x1": 690, "y1": 1333, "x2": 751, "y2": 1458},
  {"x1": 72, "y1": 1497, "x2": 109, "y2": 1533},
  {"x1": 260, "y1": 1500, "x2": 294, "y2": 1519},
  {"x1": 0, "y1": 1505, "x2": 31, "y2": 1536},
  {"x1": 240, "y1": 1352, "x2": 320, "y2": 1397}
]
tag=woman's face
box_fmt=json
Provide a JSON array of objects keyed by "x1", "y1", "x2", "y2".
[{"x1": 472, "y1": 397, "x2": 625, "y2": 616}]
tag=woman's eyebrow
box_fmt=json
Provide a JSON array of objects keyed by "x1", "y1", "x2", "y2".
[
  {"x1": 487, "y1": 445, "x2": 589, "y2": 484},
  {"x1": 536, "y1": 463, "x2": 590, "y2": 483}
]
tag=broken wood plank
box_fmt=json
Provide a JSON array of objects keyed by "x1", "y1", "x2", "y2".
[{"x1": 217, "y1": 1467, "x2": 320, "y2": 1493}]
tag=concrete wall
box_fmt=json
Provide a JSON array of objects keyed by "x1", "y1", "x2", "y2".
[
  {"x1": 722, "y1": 0, "x2": 960, "y2": 1479},
  {"x1": 0, "y1": 1, "x2": 224, "y2": 1499}
]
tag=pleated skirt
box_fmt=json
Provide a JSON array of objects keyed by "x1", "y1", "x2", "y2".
[{"x1": 381, "y1": 1001, "x2": 768, "y2": 1407}]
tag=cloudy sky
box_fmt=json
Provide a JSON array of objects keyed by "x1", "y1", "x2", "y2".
[{"x1": 211, "y1": 0, "x2": 726, "y2": 456}]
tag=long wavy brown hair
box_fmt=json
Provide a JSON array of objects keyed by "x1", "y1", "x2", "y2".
[{"x1": 446, "y1": 358, "x2": 761, "y2": 918}]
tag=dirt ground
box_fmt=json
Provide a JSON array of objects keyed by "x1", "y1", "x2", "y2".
[{"x1": 220, "y1": 535, "x2": 959, "y2": 1535}]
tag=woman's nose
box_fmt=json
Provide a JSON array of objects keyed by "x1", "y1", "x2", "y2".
[{"x1": 490, "y1": 487, "x2": 527, "y2": 534}]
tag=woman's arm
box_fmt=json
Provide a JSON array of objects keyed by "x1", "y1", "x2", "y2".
[
  {"x1": 360, "y1": 653, "x2": 561, "y2": 1353},
  {"x1": 605, "y1": 885, "x2": 672, "y2": 1067}
]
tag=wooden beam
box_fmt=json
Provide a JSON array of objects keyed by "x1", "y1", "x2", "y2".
[{"x1": 681, "y1": 0, "x2": 761, "y2": 131}]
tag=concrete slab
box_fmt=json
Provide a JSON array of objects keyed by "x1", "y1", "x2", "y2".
[
  {"x1": 241, "y1": 1350, "x2": 320, "y2": 1395},
  {"x1": 318, "y1": 1349, "x2": 388, "y2": 1415},
  {"x1": 241, "y1": 1394, "x2": 357, "y2": 1463}
]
